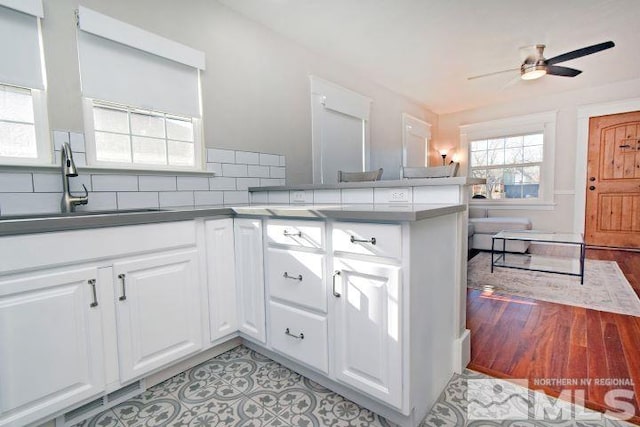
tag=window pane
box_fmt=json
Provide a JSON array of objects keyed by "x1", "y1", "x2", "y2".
[
  {"x1": 471, "y1": 150, "x2": 488, "y2": 167},
  {"x1": 131, "y1": 113, "x2": 165, "y2": 138},
  {"x1": 487, "y1": 149, "x2": 504, "y2": 166},
  {"x1": 0, "y1": 85, "x2": 34, "y2": 123},
  {"x1": 487, "y1": 169, "x2": 505, "y2": 199},
  {"x1": 522, "y1": 165, "x2": 540, "y2": 184},
  {"x1": 0, "y1": 122, "x2": 37, "y2": 158},
  {"x1": 96, "y1": 131, "x2": 131, "y2": 162},
  {"x1": 132, "y1": 136, "x2": 166, "y2": 165},
  {"x1": 523, "y1": 145, "x2": 543, "y2": 163},
  {"x1": 471, "y1": 168, "x2": 487, "y2": 178},
  {"x1": 504, "y1": 136, "x2": 522, "y2": 148},
  {"x1": 470, "y1": 139, "x2": 487, "y2": 151},
  {"x1": 504, "y1": 147, "x2": 523, "y2": 164},
  {"x1": 168, "y1": 140, "x2": 194, "y2": 166},
  {"x1": 94, "y1": 107, "x2": 129, "y2": 133},
  {"x1": 166, "y1": 118, "x2": 194, "y2": 141},
  {"x1": 487, "y1": 138, "x2": 504, "y2": 150},
  {"x1": 524, "y1": 133, "x2": 543, "y2": 146}
]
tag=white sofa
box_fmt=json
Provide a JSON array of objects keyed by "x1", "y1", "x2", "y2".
[{"x1": 469, "y1": 208, "x2": 532, "y2": 253}]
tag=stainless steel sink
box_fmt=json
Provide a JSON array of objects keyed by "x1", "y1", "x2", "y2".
[{"x1": 0, "y1": 208, "x2": 166, "y2": 221}]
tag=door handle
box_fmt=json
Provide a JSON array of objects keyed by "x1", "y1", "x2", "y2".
[
  {"x1": 118, "y1": 273, "x2": 127, "y2": 301},
  {"x1": 589, "y1": 186, "x2": 596, "y2": 191},
  {"x1": 88, "y1": 279, "x2": 98, "y2": 308},
  {"x1": 332, "y1": 270, "x2": 341, "y2": 297}
]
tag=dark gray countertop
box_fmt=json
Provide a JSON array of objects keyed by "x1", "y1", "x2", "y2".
[
  {"x1": 249, "y1": 177, "x2": 484, "y2": 192},
  {"x1": 0, "y1": 203, "x2": 465, "y2": 236}
]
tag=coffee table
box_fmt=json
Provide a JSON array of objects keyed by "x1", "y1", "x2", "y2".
[{"x1": 491, "y1": 230, "x2": 586, "y2": 284}]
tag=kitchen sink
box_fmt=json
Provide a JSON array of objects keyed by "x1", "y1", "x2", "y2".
[{"x1": 0, "y1": 208, "x2": 167, "y2": 221}]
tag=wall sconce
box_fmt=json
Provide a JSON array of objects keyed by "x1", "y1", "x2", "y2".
[{"x1": 440, "y1": 149, "x2": 447, "y2": 166}]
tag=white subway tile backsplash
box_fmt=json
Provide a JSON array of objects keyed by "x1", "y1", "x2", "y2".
[
  {"x1": 0, "y1": 173, "x2": 33, "y2": 192},
  {"x1": 206, "y1": 162, "x2": 223, "y2": 175},
  {"x1": 69, "y1": 132, "x2": 86, "y2": 153},
  {"x1": 33, "y1": 173, "x2": 91, "y2": 194},
  {"x1": 209, "y1": 177, "x2": 236, "y2": 191},
  {"x1": 270, "y1": 166, "x2": 286, "y2": 179},
  {"x1": 236, "y1": 178, "x2": 260, "y2": 191},
  {"x1": 92, "y1": 175, "x2": 138, "y2": 192},
  {"x1": 0, "y1": 193, "x2": 60, "y2": 215},
  {"x1": 52, "y1": 130, "x2": 70, "y2": 150},
  {"x1": 235, "y1": 151, "x2": 260, "y2": 165},
  {"x1": 250, "y1": 191, "x2": 268, "y2": 204},
  {"x1": 260, "y1": 178, "x2": 283, "y2": 187},
  {"x1": 248, "y1": 165, "x2": 270, "y2": 178},
  {"x1": 223, "y1": 191, "x2": 249, "y2": 204},
  {"x1": 341, "y1": 188, "x2": 373, "y2": 204},
  {"x1": 75, "y1": 192, "x2": 117, "y2": 212},
  {"x1": 73, "y1": 152, "x2": 87, "y2": 167},
  {"x1": 177, "y1": 176, "x2": 209, "y2": 191},
  {"x1": 207, "y1": 148, "x2": 235, "y2": 163},
  {"x1": 139, "y1": 175, "x2": 177, "y2": 191},
  {"x1": 117, "y1": 192, "x2": 159, "y2": 210},
  {"x1": 194, "y1": 191, "x2": 223, "y2": 206},
  {"x1": 260, "y1": 153, "x2": 280, "y2": 166},
  {"x1": 159, "y1": 191, "x2": 194, "y2": 207},
  {"x1": 268, "y1": 191, "x2": 290, "y2": 204},
  {"x1": 313, "y1": 189, "x2": 341, "y2": 204},
  {"x1": 279, "y1": 156, "x2": 286, "y2": 166},
  {"x1": 222, "y1": 164, "x2": 248, "y2": 177}
]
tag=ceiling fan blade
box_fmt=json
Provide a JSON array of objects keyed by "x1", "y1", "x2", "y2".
[
  {"x1": 546, "y1": 65, "x2": 582, "y2": 77},
  {"x1": 467, "y1": 68, "x2": 519, "y2": 80},
  {"x1": 546, "y1": 41, "x2": 615, "y2": 65}
]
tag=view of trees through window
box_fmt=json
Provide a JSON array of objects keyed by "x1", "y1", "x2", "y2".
[
  {"x1": 0, "y1": 84, "x2": 37, "y2": 159},
  {"x1": 469, "y1": 133, "x2": 543, "y2": 200}
]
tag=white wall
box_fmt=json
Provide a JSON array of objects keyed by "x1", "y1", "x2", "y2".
[
  {"x1": 436, "y1": 77, "x2": 640, "y2": 232},
  {"x1": 40, "y1": 0, "x2": 434, "y2": 184}
]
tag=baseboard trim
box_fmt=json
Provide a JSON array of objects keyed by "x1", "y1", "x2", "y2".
[{"x1": 454, "y1": 329, "x2": 471, "y2": 373}]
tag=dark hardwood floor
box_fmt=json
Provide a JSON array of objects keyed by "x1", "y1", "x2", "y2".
[{"x1": 467, "y1": 249, "x2": 640, "y2": 425}]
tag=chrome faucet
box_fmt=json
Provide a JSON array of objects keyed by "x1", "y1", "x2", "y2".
[{"x1": 60, "y1": 142, "x2": 88, "y2": 213}]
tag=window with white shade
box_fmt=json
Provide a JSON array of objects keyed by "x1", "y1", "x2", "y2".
[
  {"x1": 0, "y1": 1, "x2": 50, "y2": 165},
  {"x1": 77, "y1": 6, "x2": 205, "y2": 171}
]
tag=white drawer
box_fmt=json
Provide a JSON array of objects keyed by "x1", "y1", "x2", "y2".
[
  {"x1": 333, "y1": 222, "x2": 402, "y2": 259},
  {"x1": 267, "y1": 248, "x2": 326, "y2": 312},
  {"x1": 266, "y1": 220, "x2": 325, "y2": 249},
  {"x1": 269, "y1": 301, "x2": 328, "y2": 373}
]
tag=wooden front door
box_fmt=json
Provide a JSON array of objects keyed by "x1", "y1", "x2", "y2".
[{"x1": 585, "y1": 111, "x2": 640, "y2": 248}]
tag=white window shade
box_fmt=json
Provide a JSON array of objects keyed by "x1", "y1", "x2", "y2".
[
  {"x1": 0, "y1": 4, "x2": 44, "y2": 89},
  {"x1": 77, "y1": 7, "x2": 204, "y2": 118}
]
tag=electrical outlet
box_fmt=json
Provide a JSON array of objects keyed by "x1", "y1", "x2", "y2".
[
  {"x1": 390, "y1": 189, "x2": 409, "y2": 202},
  {"x1": 291, "y1": 191, "x2": 306, "y2": 203}
]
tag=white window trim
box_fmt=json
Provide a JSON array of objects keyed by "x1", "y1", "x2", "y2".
[
  {"x1": 0, "y1": 86, "x2": 51, "y2": 166},
  {"x1": 459, "y1": 111, "x2": 557, "y2": 209},
  {"x1": 309, "y1": 75, "x2": 372, "y2": 184},
  {"x1": 82, "y1": 98, "x2": 204, "y2": 172}
]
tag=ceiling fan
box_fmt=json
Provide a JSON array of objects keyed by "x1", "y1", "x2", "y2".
[{"x1": 468, "y1": 41, "x2": 615, "y2": 81}]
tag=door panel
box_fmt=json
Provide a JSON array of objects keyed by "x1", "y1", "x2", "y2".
[
  {"x1": 331, "y1": 258, "x2": 403, "y2": 409},
  {"x1": 0, "y1": 267, "x2": 104, "y2": 427},
  {"x1": 586, "y1": 111, "x2": 640, "y2": 248},
  {"x1": 114, "y1": 250, "x2": 202, "y2": 382}
]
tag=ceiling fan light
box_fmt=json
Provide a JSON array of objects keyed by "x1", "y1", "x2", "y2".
[{"x1": 521, "y1": 64, "x2": 547, "y2": 80}]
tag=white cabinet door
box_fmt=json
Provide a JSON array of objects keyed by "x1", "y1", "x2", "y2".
[
  {"x1": 331, "y1": 258, "x2": 403, "y2": 409},
  {"x1": 114, "y1": 249, "x2": 202, "y2": 383},
  {"x1": 205, "y1": 218, "x2": 237, "y2": 342},
  {"x1": 0, "y1": 267, "x2": 105, "y2": 427},
  {"x1": 234, "y1": 218, "x2": 266, "y2": 343}
]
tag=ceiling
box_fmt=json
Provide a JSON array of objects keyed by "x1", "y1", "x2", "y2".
[{"x1": 218, "y1": 0, "x2": 640, "y2": 114}]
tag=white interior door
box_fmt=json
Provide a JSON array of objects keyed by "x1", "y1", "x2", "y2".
[{"x1": 402, "y1": 113, "x2": 431, "y2": 168}]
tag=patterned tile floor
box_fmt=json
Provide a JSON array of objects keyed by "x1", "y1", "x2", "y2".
[{"x1": 78, "y1": 345, "x2": 636, "y2": 427}]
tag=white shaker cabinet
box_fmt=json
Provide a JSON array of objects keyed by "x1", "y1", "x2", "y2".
[
  {"x1": 205, "y1": 218, "x2": 238, "y2": 342},
  {"x1": 0, "y1": 266, "x2": 105, "y2": 427},
  {"x1": 113, "y1": 249, "x2": 202, "y2": 383},
  {"x1": 234, "y1": 218, "x2": 266, "y2": 343},
  {"x1": 331, "y1": 258, "x2": 403, "y2": 409}
]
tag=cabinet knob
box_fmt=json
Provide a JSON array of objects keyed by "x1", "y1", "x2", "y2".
[
  {"x1": 589, "y1": 186, "x2": 596, "y2": 191},
  {"x1": 589, "y1": 177, "x2": 596, "y2": 182}
]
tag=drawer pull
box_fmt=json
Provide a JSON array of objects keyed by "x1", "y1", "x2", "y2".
[
  {"x1": 285, "y1": 328, "x2": 304, "y2": 339},
  {"x1": 283, "y1": 230, "x2": 303, "y2": 237},
  {"x1": 332, "y1": 270, "x2": 341, "y2": 297},
  {"x1": 88, "y1": 279, "x2": 98, "y2": 308},
  {"x1": 350, "y1": 235, "x2": 376, "y2": 245},
  {"x1": 283, "y1": 272, "x2": 303, "y2": 281},
  {"x1": 118, "y1": 273, "x2": 127, "y2": 301}
]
